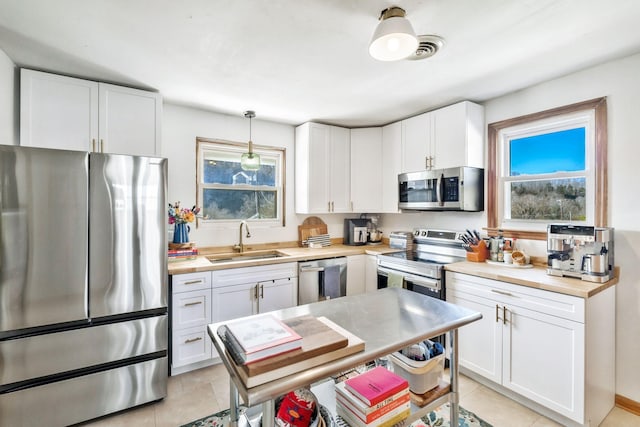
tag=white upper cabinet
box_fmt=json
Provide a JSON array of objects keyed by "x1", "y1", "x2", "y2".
[
  {"x1": 381, "y1": 121, "x2": 402, "y2": 213},
  {"x1": 98, "y1": 83, "x2": 162, "y2": 157},
  {"x1": 401, "y1": 111, "x2": 432, "y2": 173},
  {"x1": 400, "y1": 101, "x2": 485, "y2": 173},
  {"x1": 295, "y1": 122, "x2": 351, "y2": 214},
  {"x1": 350, "y1": 127, "x2": 382, "y2": 213},
  {"x1": 20, "y1": 69, "x2": 161, "y2": 156},
  {"x1": 432, "y1": 101, "x2": 484, "y2": 169}
]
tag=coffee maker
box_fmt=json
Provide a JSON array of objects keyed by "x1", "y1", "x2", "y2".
[
  {"x1": 343, "y1": 218, "x2": 368, "y2": 246},
  {"x1": 546, "y1": 224, "x2": 614, "y2": 283}
]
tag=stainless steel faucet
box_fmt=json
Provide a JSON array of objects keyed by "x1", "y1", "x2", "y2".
[{"x1": 234, "y1": 220, "x2": 251, "y2": 253}]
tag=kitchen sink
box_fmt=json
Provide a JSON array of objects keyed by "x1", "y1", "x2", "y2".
[{"x1": 205, "y1": 250, "x2": 287, "y2": 264}]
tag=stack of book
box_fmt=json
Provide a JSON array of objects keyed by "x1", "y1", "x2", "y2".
[
  {"x1": 335, "y1": 366, "x2": 410, "y2": 427},
  {"x1": 168, "y1": 246, "x2": 198, "y2": 262},
  {"x1": 217, "y1": 314, "x2": 303, "y2": 364}
]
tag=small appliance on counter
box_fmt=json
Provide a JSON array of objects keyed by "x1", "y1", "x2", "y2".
[
  {"x1": 546, "y1": 224, "x2": 614, "y2": 283},
  {"x1": 388, "y1": 231, "x2": 415, "y2": 251},
  {"x1": 343, "y1": 218, "x2": 368, "y2": 246}
]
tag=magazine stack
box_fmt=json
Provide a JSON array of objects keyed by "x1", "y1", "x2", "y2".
[{"x1": 335, "y1": 366, "x2": 410, "y2": 427}]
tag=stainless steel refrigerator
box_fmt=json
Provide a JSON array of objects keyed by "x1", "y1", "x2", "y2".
[{"x1": 0, "y1": 145, "x2": 168, "y2": 426}]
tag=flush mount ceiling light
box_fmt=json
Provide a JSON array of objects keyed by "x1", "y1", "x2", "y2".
[
  {"x1": 369, "y1": 6, "x2": 418, "y2": 61},
  {"x1": 241, "y1": 110, "x2": 260, "y2": 171}
]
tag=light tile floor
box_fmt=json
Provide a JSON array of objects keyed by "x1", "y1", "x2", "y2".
[{"x1": 79, "y1": 364, "x2": 640, "y2": 427}]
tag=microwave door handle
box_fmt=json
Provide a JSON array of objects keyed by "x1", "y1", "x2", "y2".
[{"x1": 436, "y1": 173, "x2": 444, "y2": 206}]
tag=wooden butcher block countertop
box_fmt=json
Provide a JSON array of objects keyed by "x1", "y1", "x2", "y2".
[{"x1": 445, "y1": 261, "x2": 619, "y2": 299}]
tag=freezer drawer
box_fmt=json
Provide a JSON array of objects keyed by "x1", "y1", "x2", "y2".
[
  {"x1": 0, "y1": 356, "x2": 167, "y2": 427},
  {"x1": 0, "y1": 315, "x2": 167, "y2": 387}
]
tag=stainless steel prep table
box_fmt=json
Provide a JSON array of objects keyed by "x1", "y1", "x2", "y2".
[{"x1": 207, "y1": 287, "x2": 482, "y2": 427}]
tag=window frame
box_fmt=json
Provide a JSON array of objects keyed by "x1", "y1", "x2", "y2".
[
  {"x1": 487, "y1": 97, "x2": 608, "y2": 240},
  {"x1": 195, "y1": 137, "x2": 286, "y2": 228}
]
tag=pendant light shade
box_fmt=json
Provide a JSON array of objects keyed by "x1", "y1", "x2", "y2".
[
  {"x1": 369, "y1": 7, "x2": 418, "y2": 61},
  {"x1": 241, "y1": 110, "x2": 260, "y2": 171}
]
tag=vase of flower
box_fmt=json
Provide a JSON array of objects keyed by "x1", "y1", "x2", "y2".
[
  {"x1": 173, "y1": 222, "x2": 190, "y2": 244},
  {"x1": 168, "y1": 202, "x2": 200, "y2": 245}
]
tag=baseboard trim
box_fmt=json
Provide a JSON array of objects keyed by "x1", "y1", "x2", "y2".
[{"x1": 616, "y1": 394, "x2": 640, "y2": 416}]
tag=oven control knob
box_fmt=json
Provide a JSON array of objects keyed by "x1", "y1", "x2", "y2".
[
  {"x1": 421, "y1": 230, "x2": 427, "y2": 237},
  {"x1": 414, "y1": 230, "x2": 420, "y2": 236}
]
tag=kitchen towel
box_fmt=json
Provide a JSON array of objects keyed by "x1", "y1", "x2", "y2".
[
  {"x1": 387, "y1": 272, "x2": 405, "y2": 288},
  {"x1": 323, "y1": 265, "x2": 341, "y2": 299}
]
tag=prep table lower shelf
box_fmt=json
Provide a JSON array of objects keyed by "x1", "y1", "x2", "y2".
[{"x1": 207, "y1": 288, "x2": 482, "y2": 427}]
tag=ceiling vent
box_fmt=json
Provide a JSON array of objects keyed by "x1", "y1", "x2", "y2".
[{"x1": 406, "y1": 35, "x2": 445, "y2": 61}]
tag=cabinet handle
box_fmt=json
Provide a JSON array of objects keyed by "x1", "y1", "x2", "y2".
[
  {"x1": 92, "y1": 139, "x2": 96, "y2": 152},
  {"x1": 495, "y1": 304, "x2": 500, "y2": 323},
  {"x1": 331, "y1": 201, "x2": 334, "y2": 212},
  {"x1": 184, "y1": 301, "x2": 202, "y2": 307},
  {"x1": 184, "y1": 279, "x2": 203, "y2": 285},
  {"x1": 100, "y1": 139, "x2": 104, "y2": 153},
  {"x1": 260, "y1": 284, "x2": 264, "y2": 299},
  {"x1": 253, "y1": 284, "x2": 258, "y2": 300},
  {"x1": 503, "y1": 306, "x2": 508, "y2": 325},
  {"x1": 430, "y1": 156, "x2": 435, "y2": 169},
  {"x1": 328, "y1": 201, "x2": 331, "y2": 212},
  {"x1": 425, "y1": 156, "x2": 429, "y2": 170},
  {"x1": 491, "y1": 289, "x2": 513, "y2": 297},
  {"x1": 184, "y1": 337, "x2": 202, "y2": 344}
]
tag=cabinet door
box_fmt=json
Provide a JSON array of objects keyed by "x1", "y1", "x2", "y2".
[
  {"x1": 212, "y1": 283, "x2": 256, "y2": 322},
  {"x1": 329, "y1": 126, "x2": 352, "y2": 213},
  {"x1": 401, "y1": 112, "x2": 432, "y2": 173},
  {"x1": 350, "y1": 128, "x2": 382, "y2": 212},
  {"x1": 258, "y1": 277, "x2": 297, "y2": 313},
  {"x1": 364, "y1": 255, "x2": 379, "y2": 293},
  {"x1": 432, "y1": 101, "x2": 484, "y2": 169},
  {"x1": 447, "y1": 289, "x2": 502, "y2": 384},
  {"x1": 381, "y1": 122, "x2": 402, "y2": 213},
  {"x1": 301, "y1": 123, "x2": 331, "y2": 213},
  {"x1": 98, "y1": 83, "x2": 161, "y2": 156},
  {"x1": 503, "y1": 305, "x2": 585, "y2": 422},
  {"x1": 346, "y1": 255, "x2": 366, "y2": 296},
  {"x1": 20, "y1": 69, "x2": 98, "y2": 151}
]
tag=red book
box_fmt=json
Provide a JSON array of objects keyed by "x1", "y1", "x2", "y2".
[
  {"x1": 344, "y1": 366, "x2": 409, "y2": 406},
  {"x1": 335, "y1": 381, "x2": 410, "y2": 423}
]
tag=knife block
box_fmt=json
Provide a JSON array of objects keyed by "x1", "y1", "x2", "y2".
[{"x1": 466, "y1": 240, "x2": 488, "y2": 262}]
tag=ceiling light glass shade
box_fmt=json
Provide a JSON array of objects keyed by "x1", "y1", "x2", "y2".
[
  {"x1": 241, "y1": 143, "x2": 261, "y2": 171},
  {"x1": 369, "y1": 9, "x2": 418, "y2": 61}
]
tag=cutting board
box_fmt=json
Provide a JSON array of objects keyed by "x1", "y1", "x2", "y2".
[
  {"x1": 298, "y1": 216, "x2": 328, "y2": 246},
  {"x1": 231, "y1": 316, "x2": 364, "y2": 387}
]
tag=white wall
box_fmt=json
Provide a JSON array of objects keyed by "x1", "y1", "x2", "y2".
[
  {"x1": 483, "y1": 53, "x2": 640, "y2": 401},
  {"x1": 0, "y1": 48, "x2": 17, "y2": 145},
  {"x1": 162, "y1": 103, "x2": 352, "y2": 247}
]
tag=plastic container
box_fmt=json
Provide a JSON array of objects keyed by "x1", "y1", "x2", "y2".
[{"x1": 389, "y1": 348, "x2": 445, "y2": 394}]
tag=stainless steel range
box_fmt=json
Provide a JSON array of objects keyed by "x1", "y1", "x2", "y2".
[{"x1": 377, "y1": 228, "x2": 467, "y2": 299}]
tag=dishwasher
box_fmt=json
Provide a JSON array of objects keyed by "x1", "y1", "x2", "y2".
[{"x1": 298, "y1": 257, "x2": 347, "y2": 305}]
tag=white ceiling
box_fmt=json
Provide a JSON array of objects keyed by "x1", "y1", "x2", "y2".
[{"x1": 2, "y1": 0, "x2": 640, "y2": 127}]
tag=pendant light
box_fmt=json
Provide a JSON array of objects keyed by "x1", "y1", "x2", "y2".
[
  {"x1": 369, "y1": 6, "x2": 418, "y2": 61},
  {"x1": 241, "y1": 110, "x2": 260, "y2": 171}
]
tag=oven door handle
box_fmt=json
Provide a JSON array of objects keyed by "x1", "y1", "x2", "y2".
[{"x1": 377, "y1": 267, "x2": 440, "y2": 291}]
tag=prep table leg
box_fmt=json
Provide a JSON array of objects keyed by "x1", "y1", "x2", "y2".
[
  {"x1": 230, "y1": 381, "x2": 240, "y2": 427},
  {"x1": 449, "y1": 329, "x2": 459, "y2": 427},
  {"x1": 261, "y1": 400, "x2": 275, "y2": 427}
]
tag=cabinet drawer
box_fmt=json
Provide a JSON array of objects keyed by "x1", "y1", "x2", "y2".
[
  {"x1": 172, "y1": 271, "x2": 211, "y2": 293},
  {"x1": 172, "y1": 289, "x2": 211, "y2": 330},
  {"x1": 446, "y1": 272, "x2": 585, "y2": 323},
  {"x1": 171, "y1": 325, "x2": 212, "y2": 368}
]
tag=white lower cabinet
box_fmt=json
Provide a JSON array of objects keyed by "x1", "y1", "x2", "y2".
[
  {"x1": 446, "y1": 271, "x2": 614, "y2": 427},
  {"x1": 346, "y1": 255, "x2": 365, "y2": 296},
  {"x1": 364, "y1": 254, "x2": 379, "y2": 293},
  {"x1": 171, "y1": 263, "x2": 298, "y2": 375},
  {"x1": 171, "y1": 271, "x2": 213, "y2": 375}
]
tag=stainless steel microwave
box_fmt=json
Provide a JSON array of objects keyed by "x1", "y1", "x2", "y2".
[{"x1": 398, "y1": 166, "x2": 484, "y2": 211}]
